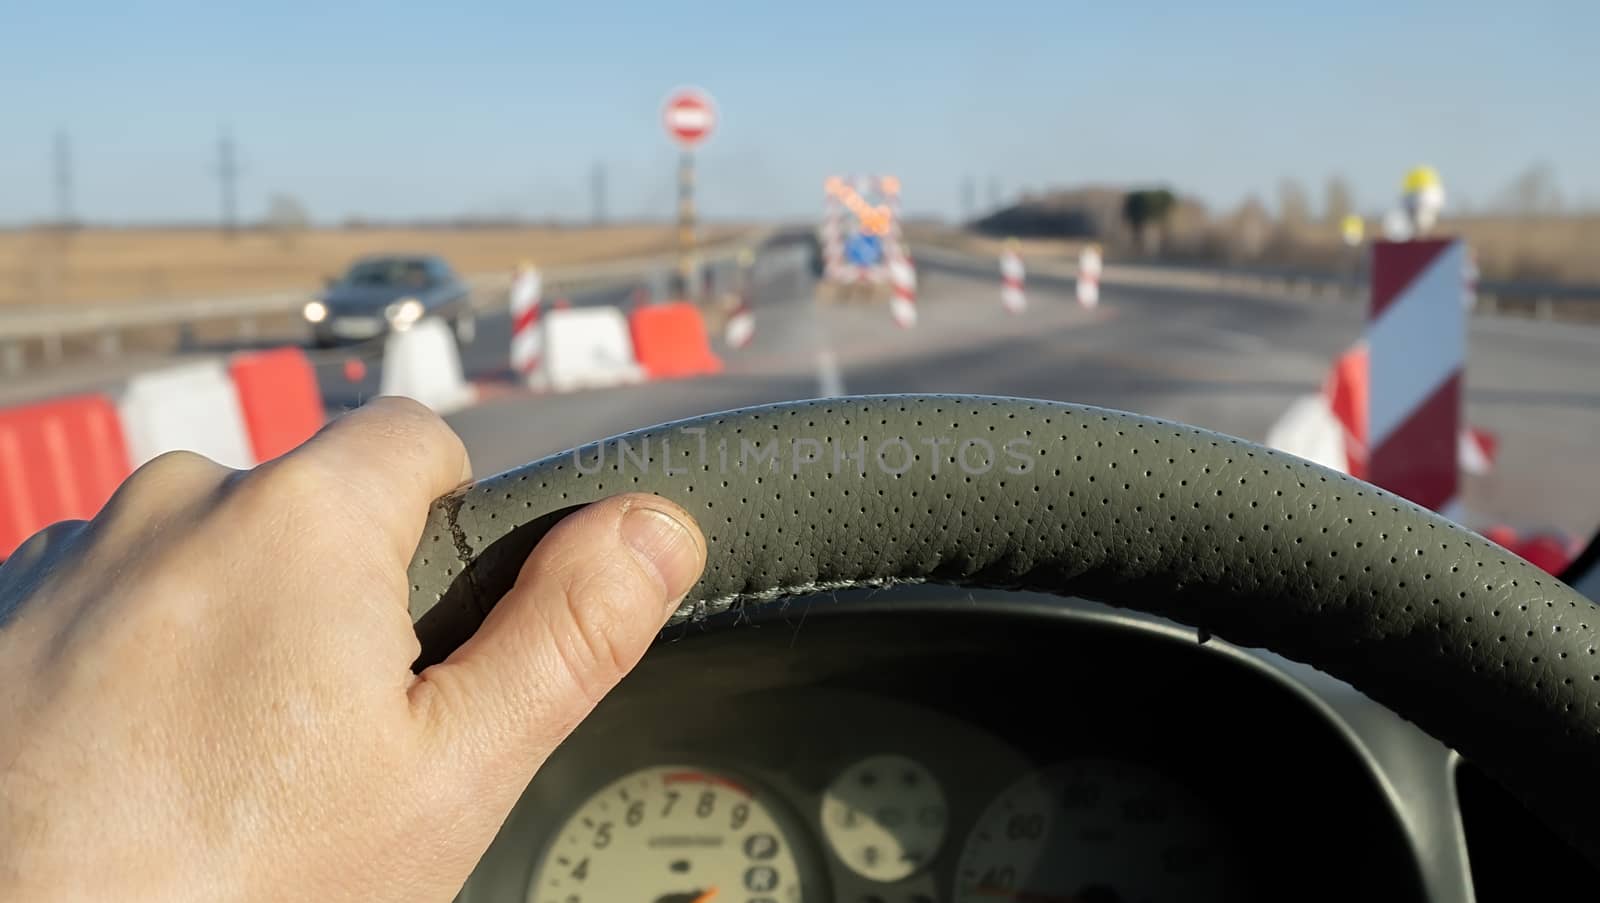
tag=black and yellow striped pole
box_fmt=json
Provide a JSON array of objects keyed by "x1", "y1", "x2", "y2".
[
  {"x1": 663, "y1": 87, "x2": 716, "y2": 300},
  {"x1": 677, "y1": 150, "x2": 698, "y2": 300}
]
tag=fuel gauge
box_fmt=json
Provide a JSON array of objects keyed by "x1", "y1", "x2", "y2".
[{"x1": 820, "y1": 754, "x2": 948, "y2": 882}]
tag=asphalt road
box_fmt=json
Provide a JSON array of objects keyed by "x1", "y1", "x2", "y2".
[
  {"x1": 431, "y1": 238, "x2": 1600, "y2": 541},
  {"x1": 7, "y1": 236, "x2": 1595, "y2": 540}
]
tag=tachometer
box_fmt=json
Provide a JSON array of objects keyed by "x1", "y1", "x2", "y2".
[
  {"x1": 954, "y1": 759, "x2": 1237, "y2": 903},
  {"x1": 820, "y1": 753, "x2": 947, "y2": 882},
  {"x1": 528, "y1": 765, "x2": 804, "y2": 903}
]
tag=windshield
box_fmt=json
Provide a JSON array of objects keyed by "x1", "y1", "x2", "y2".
[
  {"x1": 343, "y1": 259, "x2": 433, "y2": 288},
  {"x1": 1, "y1": 5, "x2": 1595, "y2": 575}
]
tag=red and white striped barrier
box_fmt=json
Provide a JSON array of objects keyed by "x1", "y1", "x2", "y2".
[
  {"x1": 725, "y1": 294, "x2": 756, "y2": 348},
  {"x1": 1312, "y1": 342, "x2": 1499, "y2": 482},
  {"x1": 1266, "y1": 238, "x2": 1486, "y2": 520},
  {"x1": 1459, "y1": 426, "x2": 1498, "y2": 477},
  {"x1": 820, "y1": 187, "x2": 846, "y2": 280},
  {"x1": 509, "y1": 263, "x2": 543, "y2": 381},
  {"x1": 1367, "y1": 238, "x2": 1468, "y2": 516},
  {"x1": 1076, "y1": 245, "x2": 1102, "y2": 308},
  {"x1": 1000, "y1": 247, "x2": 1026, "y2": 314},
  {"x1": 887, "y1": 243, "x2": 918, "y2": 329}
]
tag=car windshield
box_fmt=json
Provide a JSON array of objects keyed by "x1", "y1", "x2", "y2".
[
  {"x1": 344, "y1": 259, "x2": 432, "y2": 288},
  {"x1": 1, "y1": 5, "x2": 1596, "y2": 577}
]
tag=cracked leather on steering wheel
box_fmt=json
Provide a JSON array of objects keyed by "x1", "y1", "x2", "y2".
[{"x1": 407, "y1": 395, "x2": 1600, "y2": 863}]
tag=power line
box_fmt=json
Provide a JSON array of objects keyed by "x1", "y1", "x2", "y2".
[
  {"x1": 217, "y1": 127, "x2": 239, "y2": 237},
  {"x1": 591, "y1": 159, "x2": 607, "y2": 225},
  {"x1": 54, "y1": 130, "x2": 74, "y2": 226}
]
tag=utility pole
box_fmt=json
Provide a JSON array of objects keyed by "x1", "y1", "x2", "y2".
[
  {"x1": 987, "y1": 176, "x2": 1001, "y2": 211},
  {"x1": 53, "y1": 130, "x2": 74, "y2": 227},
  {"x1": 591, "y1": 159, "x2": 606, "y2": 225},
  {"x1": 961, "y1": 175, "x2": 975, "y2": 222},
  {"x1": 217, "y1": 127, "x2": 239, "y2": 238}
]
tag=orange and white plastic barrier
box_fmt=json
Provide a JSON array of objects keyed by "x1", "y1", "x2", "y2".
[
  {"x1": 0, "y1": 393, "x2": 131, "y2": 558},
  {"x1": 229, "y1": 347, "x2": 325, "y2": 463},
  {"x1": 1000, "y1": 246, "x2": 1026, "y2": 314},
  {"x1": 119, "y1": 360, "x2": 257, "y2": 469},
  {"x1": 1, "y1": 346, "x2": 329, "y2": 558},
  {"x1": 629, "y1": 302, "x2": 723, "y2": 379},
  {"x1": 537, "y1": 307, "x2": 646, "y2": 392},
  {"x1": 509, "y1": 263, "x2": 543, "y2": 381},
  {"x1": 379, "y1": 318, "x2": 475, "y2": 415},
  {"x1": 1076, "y1": 245, "x2": 1102, "y2": 308}
]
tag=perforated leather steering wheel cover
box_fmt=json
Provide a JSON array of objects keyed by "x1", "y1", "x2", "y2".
[{"x1": 408, "y1": 394, "x2": 1600, "y2": 862}]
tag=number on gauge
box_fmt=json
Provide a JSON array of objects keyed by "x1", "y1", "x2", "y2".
[
  {"x1": 820, "y1": 754, "x2": 948, "y2": 882},
  {"x1": 954, "y1": 759, "x2": 1237, "y2": 903},
  {"x1": 529, "y1": 765, "x2": 803, "y2": 903}
]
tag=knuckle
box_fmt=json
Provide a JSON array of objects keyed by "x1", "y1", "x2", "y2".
[
  {"x1": 131, "y1": 449, "x2": 230, "y2": 486},
  {"x1": 100, "y1": 450, "x2": 232, "y2": 522},
  {"x1": 551, "y1": 568, "x2": 643, "y2": 705},
  {"x1": 248, "y1": 451, "x2": 340, "y2": 502}
]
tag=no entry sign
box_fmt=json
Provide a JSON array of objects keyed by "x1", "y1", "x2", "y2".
[{"x1": 663, "y1": 88, "x2": 716, "y2": 149}]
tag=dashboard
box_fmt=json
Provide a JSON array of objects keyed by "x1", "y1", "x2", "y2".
[{"x1": 460, "y1": 587, "x2": 1453, "y2": 902}]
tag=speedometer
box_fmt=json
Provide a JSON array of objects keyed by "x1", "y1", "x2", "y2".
[
  {"x1": 528, "y1": 765, "x2": 805, "y2": 903},
  {"x1": 954, "y1": 759, "x2": 1238, "y2": 903}
]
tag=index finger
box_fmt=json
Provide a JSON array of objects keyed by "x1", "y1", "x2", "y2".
[{"x1": 273, "y1": 396, "x2": 473, "y2": 568}]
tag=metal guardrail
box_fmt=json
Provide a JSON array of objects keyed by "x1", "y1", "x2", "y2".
[
  {"x1": 0, "y1": 233, "x2": 771, "y2": 376},
  {"x1": 908, "y1": 243, "x2": 1600, "y2": 322}
]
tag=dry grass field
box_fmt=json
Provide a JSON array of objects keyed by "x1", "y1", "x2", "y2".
[
  {"x1": 910, "y1": 215, "x2": 1600, "y2": 286},
  {"x1": 0, "y1": 225, "x2": 747, "y2": 308},
  {"x1": 1289, "y1": 215, "x2": 1600, "y2": 284}
]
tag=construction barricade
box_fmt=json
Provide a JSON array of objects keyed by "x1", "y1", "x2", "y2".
[
  {"x1": 0, "y1": 394, "x2": 131, "y2": 558},
  {"x1": 538, "y1": 307, "x2": 647, "y2": 392},
  {"x1": 379, "y1": 318, "x2": 475, "y2": 415},
  {"x1": 229, "y1": 347, "x2": 325, "y2": 462},
  {"x1": 119, "y1": 360, "x2": 256, "y2": 470},
  {"x1": 629, "y1": 302, "x2": 723, "y2": 379}
]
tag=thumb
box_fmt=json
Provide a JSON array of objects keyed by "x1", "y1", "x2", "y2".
[{"x1": 411, "y1": 493, "x2": 705, "y2": 783}]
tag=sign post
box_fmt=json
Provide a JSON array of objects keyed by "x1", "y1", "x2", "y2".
[{"x1": 663, "y1": 88, "x2": 717, "y2": 299}]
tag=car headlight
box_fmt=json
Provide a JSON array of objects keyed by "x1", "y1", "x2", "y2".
[
  {"x1": 302, "y1": 300, "x2": 328, "y2": 323},
  {"x1": 386, "y1": 298, "x2": 425, "y2": 330}
]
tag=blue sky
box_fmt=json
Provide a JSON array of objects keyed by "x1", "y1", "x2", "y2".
[{"x1": 2, "y1": 1, "x2": 1596, "y2": 224}]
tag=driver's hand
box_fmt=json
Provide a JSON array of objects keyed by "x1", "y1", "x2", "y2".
[{"x1": 0, "y1": 397, "x2": 707, "y2": 902}]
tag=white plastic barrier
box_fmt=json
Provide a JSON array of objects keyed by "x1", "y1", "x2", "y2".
[
  {"x1": 1263, "y1": 393, "x2": 1348, "y2": 474},
  {"x1": 537, "y1": 306, "x2": 646, "y2": 392},
  {"x1": 118, "y1": 359, "x2": 255, "y2": 469},
  {"x1": 379, "y1": 318, "x2": 475, "y2": 415}
]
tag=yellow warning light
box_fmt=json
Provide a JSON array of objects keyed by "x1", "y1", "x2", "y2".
[
  {"x1": 1402, "y1": 165, "x2": 1442, "y2": 194},
  {"x1": 1340, "y1": 214, "x2": 1365, "y2": 246}
]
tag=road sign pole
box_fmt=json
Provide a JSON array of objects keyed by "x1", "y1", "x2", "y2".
[{"x1": 677, "y1": 149, "x2": 697, "y2": 299}]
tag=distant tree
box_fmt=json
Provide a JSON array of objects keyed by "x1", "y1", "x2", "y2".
[
  {"x1": 1494, "y1": 162, "x2": 1564, "y2": 214},
  {"x1": 1230, "y1": 196, "x2": 1271, "y2": 259},
  {"x1": 1323, "y1": 175, "x2": 1354, "y2": 224},
  {"x1": 265, "y1": 194, "x2": 311, "y2": 249},
  {"x1": 1121, "y1": 188, "x2": 1176, "y2": 254},
  {"x1": 1277, "y1": 178, "x2": 1310, "y2": 229}
]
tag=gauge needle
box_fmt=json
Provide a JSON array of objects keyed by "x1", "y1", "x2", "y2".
[{"x1": 689, "y1": 888, "x2": 719, "y2": 903}]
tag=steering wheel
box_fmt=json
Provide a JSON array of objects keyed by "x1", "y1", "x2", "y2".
[{"x1": 407, "y1": 394, "x2": 1600, "y2": 865}]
